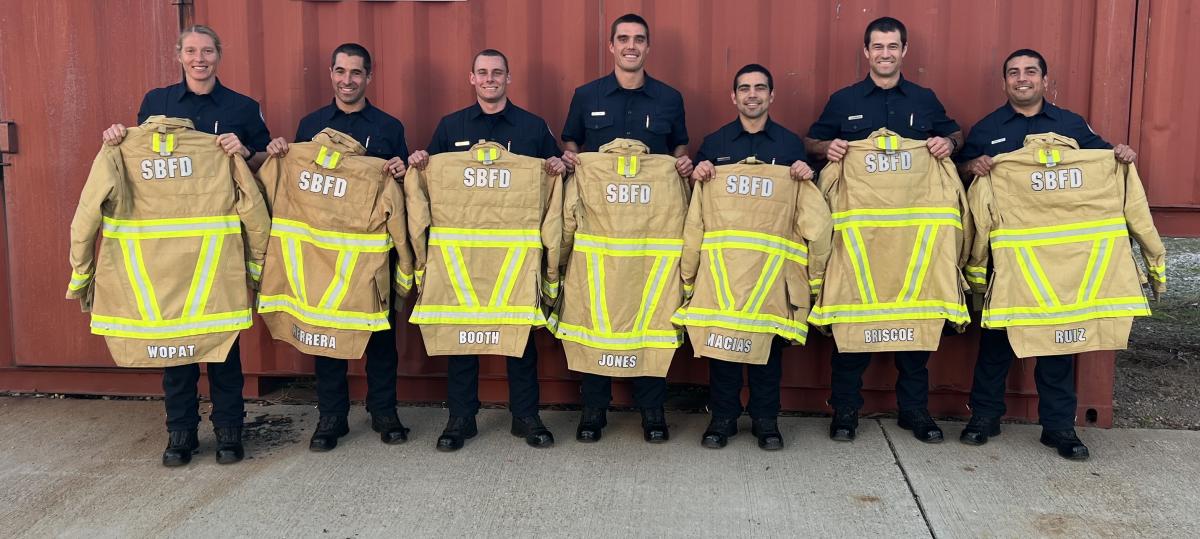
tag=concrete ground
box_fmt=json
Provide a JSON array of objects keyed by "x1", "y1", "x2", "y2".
[{"x1": 1, "y1": 396, "x2": 1197, "y2": 538}]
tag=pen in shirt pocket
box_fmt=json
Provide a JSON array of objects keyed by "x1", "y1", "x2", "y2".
[
  {"x1": 214, "y1": 120, "x2": 219, "y2": 133},
  {"x1": 646, "y1": 115, "x2": 650, "y2": 129},
  {"x1": 909, "y1": 113, "x2": 913, "y2": 127}
]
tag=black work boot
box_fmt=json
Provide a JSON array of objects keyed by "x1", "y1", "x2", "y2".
[
  {"x1": 829, "y1": 408, "x2": 859, "y2": 442},
  {"x1": 309, "y1": 415, "x2": 350, "y2": 452},
  {"x1": 751, "y1": 418, "x2": 784, "y2": 451},
  {"x1": 641, "y1": 407, "x2": 669, "y2": 443},
  {"x1": 575, "y1": 407, "x2": 607, "y2": 443},
  {"x1": 436, "y1": 416, "x2": 478, "y2": 452},
  {"x1": 162, "y1": 429, "x2": 199, "y2": 467},
  {"x1": 960, "y1": 415, "x2": 1002, "y2": 446},
  {"x1": 214, "y1": 426, "x2": 245, "y2": 464},
  {"x1": 1040, "y1": 429, "x2": 1090, "y2": 461},
  {"x1": 701, "y1": 417, "x2": 739, "y2": 449},
  {"x1": 898, "y1": 409, "x2": 944, "y2": 443},
  {"x1": 370, "y1": 411, "x2": 410, "y2": 445},
  {"x1": 511, "y1": 415, "x2": 555, "y2": 448}
]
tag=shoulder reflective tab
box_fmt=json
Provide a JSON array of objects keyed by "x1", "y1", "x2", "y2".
[
  {"x1": 428, "y1": 227, "x2": 541, "y2": 248},
  {"x1": 102, "y1": 215, "x2": 240, "y2": 239},
  {"x1": 270, "y1": 218, "x2": 393, "y2": 252},
  {"x1": 409, "y1": 305, "x2": 547, "y2": 327},
  {"x1": 152, "y1": 133, "x2": 175, "y2": 156},
  {"x1": 808, "y1": 300, "x2": 970, "y2": 325},
  {"x1": 181, "y1": 234, "x2": 226, "y2": 318},
  {"x1": 616, "y1": 155, "x2": 639, "y2": 178},
  {"x1": 328, "y1": 150, "x2": 342, "y2": 168},
  {"x1": 896, "y1": 224, "x2": 939, "y2": 303},
  {"x1": 315, "y1": 146, "x2": 341, "y2": 169},
  {"x1": 68, "y1": 271, "x2": 92, "y2": 291},
  {"x1": 671, "y1": 307, "x2": 809, "y2": 344},
  {"x1": 875, "y1": 135, "x2": 899, "y2": 153},
  {"x1": 257, "y1": 294, "x2": 390, "y2": 331},
  {"x1": 317, "y1": 251, "x2": 361, "y2": 310},
  {"x1": 964, "y1": 266, "x2": 987, "y2": 285},
  {"x1": 573, "y1": 234, "x2": 684, "y2": 257},
  {"x1": 831, "y1": 207, "x2": 963, "y2": 230},
  {"x1": 1036, "y1": 148, "x2": 1061, "y2": 167},
  {"x1": 701, "y1": 230, "x2": 808, "y2": 264},
  {"x1": 841, "y1": 227, "x2": 878, "y2": 304},
  {"x1": 990, "y1": 218, "x2": 1128, "y2": 248},
  {"x1": 982, "y1": 296, "x2": 1150, "y2": 328},
  {"x1": 475, "y1": 147, "x2": 499, "y2": 164},
  {"x1": 118, "y1": 239, "x2": 162, "y2": 321},
  {"x1": 90, "y1": 310, "x2": 253, "y2": 339}
]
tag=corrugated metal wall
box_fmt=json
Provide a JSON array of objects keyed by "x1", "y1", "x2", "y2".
[{"x1": 1, "y1": 0, "x2": 1190, "y2": 427}]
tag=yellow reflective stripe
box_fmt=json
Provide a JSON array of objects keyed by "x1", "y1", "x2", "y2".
[
  {"x1": 119, "y1": 239, "x2": 162, "y2": 321},
  {"x1": 152, "y1": 133, "x2": 176, "y2": 156},
  {"x1": 550, "y1": 316, "x2": 682, "y2": 351},
  {"x1": 440, "y1": 245, "x2": 479, "y2": 307},
  {"x1": 842, "y1": 227, "x2": 878, "y2": 304},
  {"x1": 875, "y1": 135, "x2": 899, "y2": 151},
  {"x1": 671, "y1": 306, "x2": 809, "y2": 344},
  {"x1": 1036, "y1": 148, "x2": 1062, "y2": 166},
  {"x1": 68, "y1": 271, "x2": 92, "y2": 291},
  {"x1": 701, "y1": 230, "x2": 808, "y2": 264},
  {"x1": 415, "y1": 269, "x2": 425, "y2": 286},
  {"x1": 410, "y1": 305, "x2": 547, "y2": 326},
  {"x1": 709, "y1": 249, "x2": 736, "y2": 310},
  {"x1": 832, "y1": 207, "x2": 962, "y2": 230},
  {"x1": 102, "y1": 215, "x2": 240, "y2": 240},
  {"x1": 742, "y1": 254, "x2": 783, "y2": 314},
  {"x1": 328, "y1": 150, "x2": 341, "y2": 168},
  {"x1": 1087, "y1": 238, "x2": 1115, "y2": 301},
  {"x1": 315, "y1": 146, "x2": 341, "y2": 169},
  {"x1": 90, "y1": 310, "x2": 252, "y2": 339},
  {"x1": 257, "y1": 294, "x2": 389, "y2": 331},
  {"x1": 809, "y1": 278, "x2": 823, "y2": 295},
  {"x1": 586, "y1": 252, "x2": 611, "y2": 334},
  {"x1": 965, "y1": 265, "x2": 987, "y2": 285},
  {"x1": 990, "y1": 218, "x2": 1128, "y2": 248},
  {"x1": 428, "y1": 227, "x2": 541, "y2": 248},
  {"x1": 152, "y1": 133, "x2": 161, "y2": 153},
  {"x1": 475, "y1": 147, "x2": 499, "y2": 162},
  {"x1": 247, "y1": 261, "x2": 263, "y2": 281},
  {"x1": 574, "y1": 234, "x2": 683, "y2": 257},
  {"x1": 632, "y1": 256, "x2": 672, "y2": 332},
  {"x1": 808, "y1": 300, "x2": 970, "y2": 325},
  {"x1": 616, "y1": 155, "x2": 639, "y2": 177},
  {"x1": 1013, "y1": 247, "x2": 1058, "y2": 308},
  {"x1": 1075, "y1": 239, "x2": 1104, "y2": 303},
  {"x1": 271, "y1": 218, "x2": 393, "y2": 252},
  {"x1": 982, "y1": 296, "x2": 1150, "y2": 327},
  {"x1": 489, "y1": 247, "x2": 528, "y2": 307},
  {"x1": 1025, "y1": 247, "x2": 1060, "y2": 306},
  {"x1": 1147, "y1": 264, "x2": 1167, "y2": 283},
  {"x1": 317, "y1": 251, "x2": 360, "y2": 309},
  {"x1": 283, "y1": 238, "x2": 308, "y2": 304},
  {"x1": 182, "y1": 234, "x2": 224, "y2": 318},
  {"x1": 394, "y1": 261, "x2": 413, "y2": 290}
]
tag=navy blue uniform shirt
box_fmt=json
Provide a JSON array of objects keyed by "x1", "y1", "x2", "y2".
[
  {"x1": 427, "y1": 101, "x2": 559, "y2": 159},
  {"x1": 294, "y1": 99, "x2": 408, "y2": 160},
  {"x1": 137, "y1": 78, "x2": 271, "y2": 153},
  {"x1": 561, "y1": 72, "x2": 688, "y2": 154},
  {"x1": 695, "y1": 117, "x2": 806, "y2": 166},
  {"x1": 956, "y1": 100, "x2": 1111, "y2": 163},
  {"x1": 807, "y1": 75, "x2": 959, "y2": 142}
]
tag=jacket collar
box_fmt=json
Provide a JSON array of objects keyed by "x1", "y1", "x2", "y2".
[
  {"x1": 1022, "y1": 132, "x2": 1080, "y2": 149},
  {"x1": 598, "y1": 138, "x2": 649, "y2": 154},
  {"x1": 141, "y1": 115, "x2": 195, "y2": 131},
  {"x1": 311, "y1": 128, "x2": 367, "y2": 155}
]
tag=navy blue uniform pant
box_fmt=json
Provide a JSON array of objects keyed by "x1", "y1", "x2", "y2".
[
  {"x1": 707, "y1": 337, "x2": 787, "y2": 420},
  {"x1": 162, "y1": 339, "x2": 244, "y2": 431},
  {"x1": 446, "y1": 336, "x2": 541, "y2": 418},
  {"x1": 581, "y1": 374, "x2": 666, "y2": 410},
  {"x1": 969, "y1": 328, "x2": 1077, "y2": 430},
  {"x1": 313, "y1": 325, "x2": 400, "y2": 417},
  {"x1": 828, "y1": 348, "x2": 931, "y2": 412}
]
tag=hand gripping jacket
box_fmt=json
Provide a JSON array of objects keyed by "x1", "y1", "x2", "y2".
[
  {"x1": 671, "y1": 159, "x2": 833, "y2": 364},
  {"x1": 256, "y1": 128, "x2": 413, "y2": 359},
  {"x1": 810, "y1": 129, "x2": 974, "y2": 352},
  {"x1": 550, "y1": 139, "x2": 689, "y2": 377},
  {"x1": 966, "y1": 132, "x2": 1166, "y2": 358},
  {"x1": 404, "y1": 141, "x2": 563, "y2": 357},
  {"x1": 66, "y1": 116, "x2": 270, "y2": 367}
]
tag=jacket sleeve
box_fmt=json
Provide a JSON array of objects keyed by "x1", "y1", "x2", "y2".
[
  {"x1": 947, "y1": 160, "x2": 975, "y2": 276},
  {"x1": 382, "y1": 174, "x2": 414, "y2": 307},
  {"x1": 965, "y1": 174, "x2": 995, "y2": 295},
  {"x1": 560, "y1": 174, "x2": 580, "y2": 266},
  {"x1": 796, "y1": 179, "x2": 833, "y2": 301},
  {"x1": 403, "y1": 163, "x2": 432, "y2": 291},
  {"x1": 539, "y1": 168, "x2": 565, "y2": 307},
  {"x1": 816, "y1": 159, "x2": 842, "y2": 208},
  {"x1": 678, "y1": 181, "x2": 705, "y2": 301},
  {"x1": 66, "y1": 146, "x2": 124, "y2": 311},
  {"x1": 1122, "y1": 162, "x2": 1167, "y2": 298},
  {"x1": 232, "y1": 153, "x2": 271, "y2": 290}
]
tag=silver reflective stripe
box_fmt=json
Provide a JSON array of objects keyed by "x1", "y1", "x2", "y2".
[
  {"x1": 186, "y1": 235, "x2": 221, "y2": 317},
  {"x1": 743, "y1": 254, "x2": 782, "y2": 314},
  {"x1": 703, "y1": 233, "x2": 807, "y2": 262},
  {"x1": 257, "y1": 297, "x2": 388, "y2": 328},
  {"x1": 994, "y1": 221, "x2": 1127, "y2": 244},
  {"x1": 589, "y1": 252, "x2": 609, "y2": 333},
  {"x1": 285, "y1": 238, "x2": 308, "y2": 304},
  {"x1": 272, "y1": 221, "x2": 392, "y2": 249},
  {"x1": 681, "y1": 311, "x2": 808, "y2": 336},
  {"x1": 899, "y1": 225, "x2": 935, "y2": 302},
  {"x1": 708, "y1": 250, "x2": 735, "y2": 310},
  {"x1": 444, "y1": 246, "x2": 477, "y2": 307},
  {"x1": 429, "y1": 230, "x2": 540, "y2": 244},
  {"x1": 491, "y1": 248, "x2": 525, "y2": 307},
  {"x1": 810, "y1": 304, "x2": 969, "y2": 319},
  {"x1": 410, "y1": 309, "x2": 546, "y2": 323},
  {"x1": 843, "y1": 229, "x2": 876, "y2": 303},
  {"x1": 322, "y1": 251, "x2": 356, "y2": 309},
  {"x1": 122, "y1": 239, "x2": 159, "y2": 320},
  {"x1": 633, "y1": 256, "x2": 670, "y2": 332},
  {"x1": 103, "y1": 219, "x2": 237, "y2": 237},
  {"x1": 554, "y1": 324, "x2": 679, "y2": 346},
  {"x1": 575, "y1": 237, "x2": 682, "y2": 254},
  {"x1": 833, "y1": 211, "x2": 960, "y2": 227},
  {"x1": 1018, "y1": 247, "x2": 1056, "y2": 306},
  {"x1": 68, "y1": 273, "x2": 91, "y2": 290},
  {"x1": 986, "y1": 301, "x2": 1149, "y2": 323},
  {"x1": 1080, "y1": 238, "x2": 1111, "y2": 301},
  {"x1": 91, "y1": 312, "x2": 251, "y2": 335}
]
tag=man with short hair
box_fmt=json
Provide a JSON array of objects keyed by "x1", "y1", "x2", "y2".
[
  {"x1": 690, "y1": 63, "x2": 813, "y2": 450},
  {"x1": 560, "y1": 13, "x2": 693, "y2": 444},
  {"x1": 408, "y1": 48, "x2": 564, "y2": 452},
  {"x1": 804, "y1": 16, "x2": 964, "y2": 444},
  {"x1": 956, "y1": 48, "x2": 1136, "y2": 461},
  {"x1": 265, "y1": 42, "x2": 412, "y2": 452}
]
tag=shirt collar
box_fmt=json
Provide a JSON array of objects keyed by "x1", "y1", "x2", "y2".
[
  {"x1": 174, "y1": 77, "x2": 227, "y2": 103},
  {"x1": 859, "y1": 74, "x2": 910, "y2": 97},
  {"x1": 467, "y1": 100, "x2": 515, "y2": 124},
  {"x1": 1001, "y1": 99, "x2": 1061, "y2": 124},
  {"x1": 601, "y1": 71, "x2": 659, "y2": 97},
  {"x1": 323, "y1": 98, "x2": 378, "y2": 122},
  {"x1": 731, "y1": 117, "x2": 778, "y2": 141}
]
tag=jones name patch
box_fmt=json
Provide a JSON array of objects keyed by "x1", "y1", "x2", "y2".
[{"x1": 598, "y1": 353, "x2": 637, "y2": 368}]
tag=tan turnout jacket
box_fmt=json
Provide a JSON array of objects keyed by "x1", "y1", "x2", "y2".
[
  {"x1": 967, "y1": 132, "x2": 1166, "y2": 358},
  {"x1": 66, "y1": 116, "x2": 270, "y2": 367}
]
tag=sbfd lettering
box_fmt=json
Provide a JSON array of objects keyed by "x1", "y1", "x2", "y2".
[
  {"x1": 1054, "y1": 328, "x2": 1087, "y2": 344},
  {"x1": 293, "y1": 325, "x2": 337, "y2": 349},
  {"x1": 1030, "y1": 168, "x2": 1083, "y2": 191},
  {"x1": 459, "y1": 330, "x2": 500, "y2": 345},
  {"x1": 864, "y1": 152, "x2": 912, "y2": 173},
  {"x1": 598, "y1": 353, "x2": 638, "y2": 368},
  {"x1": 298, "y1": 170, "x2": 348, "y2": 198},
  {"x1": 140, "y1": 157, "x2": 193, "y2": 179},
  {"x1": 725, "y1": 175, "x2": 774, "y2": 197},
  {"x1": 463, "y1": 168, "x2": 511, "y2": 188},
  {"x1": 606, "y1": 183, "x2": 651, "y2": 204},
  {"x1": 147, "y1": 344, "x2": 196, "y2": 359},
  {"x1": 864, "y1": 328, "x2": 915, "y2": 343},
  {"x1": 705, "y1": 332, "x2": 752, "y2": 353}
]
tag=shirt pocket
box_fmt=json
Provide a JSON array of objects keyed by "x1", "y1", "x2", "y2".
[
  {"x1": 840, "y1": 118, "x2": 871, "y2": 139},
  {"x1": 646, "y1": 118, "x2": 672, "y2": 135},
  {"x1": 584, "y1": 114, "x2": 615, "y2": 131}
]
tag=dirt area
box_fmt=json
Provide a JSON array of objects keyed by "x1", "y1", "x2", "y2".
[{"x1": 1114, "y1": 237, "x2": 1200, "y2": 429}]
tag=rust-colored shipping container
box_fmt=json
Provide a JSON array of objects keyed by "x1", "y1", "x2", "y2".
[{"x1": 2, "y1": 0, "x2": 1189, "y2": 428}]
